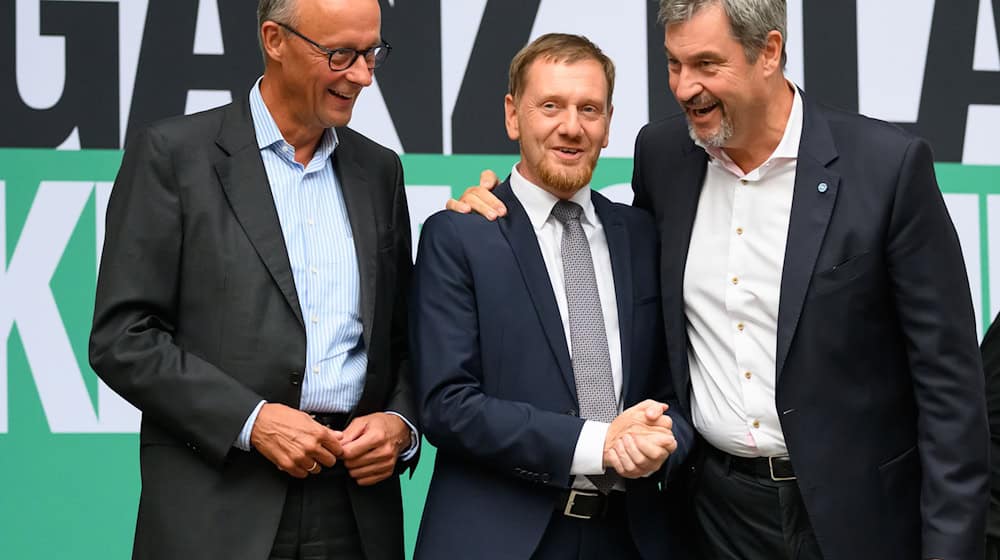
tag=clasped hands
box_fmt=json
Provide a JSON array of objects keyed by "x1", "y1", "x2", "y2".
[
  {"x1": 250, "y1": 403, "x2": 410, "y2": 486},
  {"x1": 602, "y1": 399, "x2": 677, "y2": 479}
]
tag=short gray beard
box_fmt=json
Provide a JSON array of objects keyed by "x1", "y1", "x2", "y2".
[{"x1": 688, "y1": 112, "x2": 734, "y2": 148}]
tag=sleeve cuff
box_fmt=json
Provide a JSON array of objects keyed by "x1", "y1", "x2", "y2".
[
  {"x1": 234, "y1": 400, "x2": 266, "y2": 451},
  {"x1": 570, "y1": 420, "x2": 609, "y2": 475},
  {"x1": 385, "y1": 411, "x2": 420, "y2": 461}
]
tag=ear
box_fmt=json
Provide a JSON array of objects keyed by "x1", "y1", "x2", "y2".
[
  {"x1": 504, "y1": 94, "x2": 520, "y2": 141},
  {"x1": 602, "y1": 104, "x2": 613, "y2": 148},
  {"x1": 261, "y1": 21, "x2": 286, "y2": 63},
  {"x1": 760, "y1": 30, "x2": 784, "y2": 76}
]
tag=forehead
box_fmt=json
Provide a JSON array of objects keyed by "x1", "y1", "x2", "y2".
[
  {"x1": 663, "y1": 4, "x2": 738, "y2": 56},
  {"x1": 297, "y1": 0, "x2": 381, "y2": 42},
  {"x1": 521, "y1": 58, "x2": 609, "y2": 101}
]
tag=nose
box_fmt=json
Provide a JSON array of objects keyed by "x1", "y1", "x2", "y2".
[
  {"x1": 344, "y1": 54, "x2": 374, "y2": 87},
  {"x1": 559, "y1": 108, "x2": 583, "y2": 137},
  {"x1": 671, "y1": 65, "x2": 702, "y2": 105}
]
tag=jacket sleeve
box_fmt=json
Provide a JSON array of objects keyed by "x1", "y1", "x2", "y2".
[{"x1": 88, "y1": 126, "x2": 262, "y2": 467}]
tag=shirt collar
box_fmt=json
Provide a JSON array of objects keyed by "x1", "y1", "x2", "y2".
[
  {"x1": 248, "y1": 77, "x2": 339, "y2": 161},
  {"x1": 508, "y1": 163, "x2": 598, "y2": 233},
  {"x1": 698, "y1": 81, "x2": 803, "y2": 178}
]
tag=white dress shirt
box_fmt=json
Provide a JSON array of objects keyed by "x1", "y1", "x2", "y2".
[
  {"x1": 684, "y1": 85, "x2": 803, "y2": 457},
  {"x1": 509, "y1": 165, "x2": 622, "y2": 487}
]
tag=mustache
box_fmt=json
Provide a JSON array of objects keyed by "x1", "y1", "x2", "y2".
[{"x1": 681, "y1": 93, "x2": 720, "y2": 109}]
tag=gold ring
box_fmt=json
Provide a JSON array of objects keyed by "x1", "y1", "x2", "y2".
[{"x1": 307, "y1": 461, "x2": 321, "y2": 474}]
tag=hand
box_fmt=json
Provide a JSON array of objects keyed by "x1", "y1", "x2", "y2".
[
  {"x1": 250, "y1": 403, "x2": 343, "y2": 478},
  {"x1": 339, "y1": 412, "x2": 411, "y2": 486},
  {"x1": 604, "y1": 431, "x2": 676, "y2": 478},
  {"x1": 445, "y1": 169, "x2": 507, "y2": 220},
  {"x1": 602, "y1": 400, "x2": 676, "y2": 478}
]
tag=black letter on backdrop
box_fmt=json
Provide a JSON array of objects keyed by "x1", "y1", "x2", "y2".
[
  {"x1": 451, "y1": 0, "x2": 540, "y2": 154},
  {"x1": 907, "y1": 0, "x2": 1000, "y2": 162},
  {"x1": 0, "y1": 1, "x2": 119, "y2": 148},
  {"x1": 127, "y1": 0, "x2": 260, "y2": 142},
  {"x1": 379, "y1": 0, "x2": 443, "y2": 153},
  {"x1": 801, "y1": 0, "x2": 859, "y2": 113},
  {"x1": 646, "y1": 2, "x2": 681, "y2": 123}
]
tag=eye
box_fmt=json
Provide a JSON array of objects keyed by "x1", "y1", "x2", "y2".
[{"x1": 541, "y1": 101, "x2": 559, "y2": 111}]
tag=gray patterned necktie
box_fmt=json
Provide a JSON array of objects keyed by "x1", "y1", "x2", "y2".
[{"x1": 550, "y1": 200, "x2": 619, "y2": 493}]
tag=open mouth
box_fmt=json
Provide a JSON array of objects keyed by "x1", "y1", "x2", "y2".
[
  {"x1": 553, "y1": 147, "x2": 584, "y2": 159},
  {"x1": 328, "y1": 88, "x2": 354, "y2": 100},
  {"x1": 689, "y1": 103, "x2": 719, "y2": 117}
]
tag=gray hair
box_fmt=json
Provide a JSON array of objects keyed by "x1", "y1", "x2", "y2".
[
  {"x1": 658, "y1": 0, "x2": 787, "y2": 69},
  {"x1": 257, "y1": 0, "x2": 299, "y2": 64}
]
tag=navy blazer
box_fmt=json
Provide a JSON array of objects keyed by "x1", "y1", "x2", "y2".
[
  {"x1": 632, "y1": 92, "x2": 989, "y2": 560},
  {"x1": 411, "y1": 181, "x2": 693, "y2": 559}
]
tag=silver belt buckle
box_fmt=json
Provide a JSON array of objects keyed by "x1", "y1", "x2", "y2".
[
  {"x1": 768, "y1": 455, "x2": 795, "y2": 481},
  {"x1": 563, "y1": 489, "x2": 599, "y2": 519}
]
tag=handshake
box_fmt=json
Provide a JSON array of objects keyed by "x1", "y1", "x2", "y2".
[{"x1": 602, "y1": 399, "x2": 677, "y2": 479}]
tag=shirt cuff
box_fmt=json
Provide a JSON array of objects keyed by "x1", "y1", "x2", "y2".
[
  {"x1": 570, "y1": 420, "x2": 609, "y2": 475},
  {"x1": 385, "y1": 411, "x2": 420, "y2": 461},
  {"x1": 234, "y1": 400, "x2": 266, "y2": 451}
]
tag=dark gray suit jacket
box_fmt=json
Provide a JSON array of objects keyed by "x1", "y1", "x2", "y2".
[
  {"x1": 632, "y1": 92, "x2": 989, "y2": 560},
  {"x1": 89, "y1": 97, "x2": 416, "y2": 560}
]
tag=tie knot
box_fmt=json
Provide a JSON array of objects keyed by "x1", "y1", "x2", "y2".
[{"x1": 551, "y1": 200, "x2": 584, "y2": 224}]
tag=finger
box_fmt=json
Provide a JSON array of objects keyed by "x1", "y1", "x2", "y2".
[
  {"x1": 445, "y1": 198, "x2": 471, "y2": 213},
  {"x1": 460, "y1": 187, "x2": 500, "y2": 220},
  {"x1": 341, "y1": 429, "x2": 381, "y2": 460},
  {"x1": 310, "y1": 444, "x2": 338, "y2": 468},
  {"x1": 605, "y1": 447, "x2": 624, "y2": 475},
  {"x1": 479, "y1": 169, "x2": 500, "y2": 190},
  {"x1": 340, "y1": 418, "x2": 369, "y2": 445},
  {"x1": 614, "y1": 439, "x2": 637, "y2": 474},
  {"x1": 342, "y1": 445, "x2": 394, "y2": 469},
  {"x1": 347, "y1": 458, "x2": 395, "y2": 481},
  {"x1": 276, "y1": 457, "x2": 309, "y2": 479},
  {"x1": 631, "y1": 432, "x2": 672, "y2": 463},
  {"x1": 355, "y1": 471, "x2": 393, "y2": 486},
  {"x1": 317, "y1": 428, "x2": 344, "y2": 457},
  {"x1": 622, "y1": 434, "x2": 653, "y2": 469},
  {"x1": 643, "y1": 402, "x2": 669, "y2": 421}
]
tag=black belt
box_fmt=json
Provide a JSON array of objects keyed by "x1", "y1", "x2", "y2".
[
  {"x1": 554, "y1": 489, "x2": 626, "y2": 520},
  {"x1": 308, "y1": 412, "x2": 350, "y2": 431},
  {"x1": 722, "y1": 451, "x2": 796, "y2": 481}
]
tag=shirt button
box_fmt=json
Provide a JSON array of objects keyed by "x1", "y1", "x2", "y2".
[
  {"x1": 311, "y1": 315, "x2": 319, "y2": 324},
  {"x1": 745, "y1": 371, "x2": 752, "y2": 380},
  {"x1": 307, "y1": 218, "x2": 315, "y2": 226},
  {"x1": 752, "y1": 419, "x2": 760, "y2": 429},
  {"x1": 736, "y1": 227, "x2": 744, "y2": 235},
  {"x1": 740, "y1": 179, "x2": 748, "y2": 185},
  {"x1": 312, "y1": 366, "x2": 320, "y2": 374},
  {"x1": 731, "y1": 276, "x2": 739, "y2": 285},
  {"x1": 737, "y1": 323, "x2": 745, "y2": 332},
  {"x1": 310, "y1": 266, "x2": 318, "y2": 274}
]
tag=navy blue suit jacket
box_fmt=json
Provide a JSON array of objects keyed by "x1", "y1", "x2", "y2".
[
  {"x1": 632, "y1": 92, "x2": 989, "y2": 560},
  {"x1": 411, "y1": 181, "x2": 693, "y2": 559}
]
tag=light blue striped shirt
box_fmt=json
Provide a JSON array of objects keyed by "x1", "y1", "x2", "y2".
[{"x1": 236, "y1": 80, "x2": 415, "y2": 458}]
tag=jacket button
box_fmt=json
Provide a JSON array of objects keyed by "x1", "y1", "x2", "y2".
[
  {"x1": 566, "y1": 410, "x2": 577, "y2": 417},
  {"x1": 290, "y1": 372, "x2": 302, "y2": 386}
]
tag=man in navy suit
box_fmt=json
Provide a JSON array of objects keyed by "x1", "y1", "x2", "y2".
[
  {"x1": 411, "y1": 34, "x2": 693, "y2": 559},
  {"x1": 451, "y1": 1, "x2": 989, "y2": 559}
]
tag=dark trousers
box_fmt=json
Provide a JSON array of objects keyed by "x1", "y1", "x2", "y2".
[
  {"x1": 269, "y1": 466, "x2": 365, "y2": 560},
  {"x1": 693, "y1": 446, "x2": 824, "y2": 560},
  {"x1": 530, "y1": 493, "x2": 641, "y2": 560},
  {"x1": 987, "y1": 536, "x2": 1000, "y2": 560}
]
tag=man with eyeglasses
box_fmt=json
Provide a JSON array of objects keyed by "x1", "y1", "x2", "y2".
[{"x1": 89, "y1": 1, "x2": 417, "y2": 559}]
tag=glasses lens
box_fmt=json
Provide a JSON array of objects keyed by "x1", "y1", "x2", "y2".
[
  {"x1": 372, "y1": 44, "x2": 390, "y2": 68},
  {"x1": 328, "y1": 49, "x2": 355, "y2": 70}
]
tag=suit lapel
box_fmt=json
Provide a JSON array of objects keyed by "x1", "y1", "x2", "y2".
[
  {"x1": 215, "y1": 100, "x2": 304, "y2": 328},
  {"x1": 661, "y1": 145, "x2": 708, "y2": 411},
  {"x1": 592, "y1": 193, "x2": 634, "y2": 399},
  {"x1": 495, "y1": 181, "x2": 576, "y2": 397},
  {"x1": 776, "y1": 96, "x2": 840, "y2": 381},
  {"x1": 333, "y1": 130, "x2": 377, "y2": 350}
]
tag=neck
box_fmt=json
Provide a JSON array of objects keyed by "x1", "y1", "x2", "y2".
[
  {"x1": 723, "y1": 80, "x2": 795, "y2": 173},
  {"x1": 260, "y1": 72, "x2": 324, "y2": 165}
]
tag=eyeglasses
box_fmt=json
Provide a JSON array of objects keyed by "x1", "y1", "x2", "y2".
[{"x1": 277, "y1": 22, "x2": 391, "y2": 71}]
